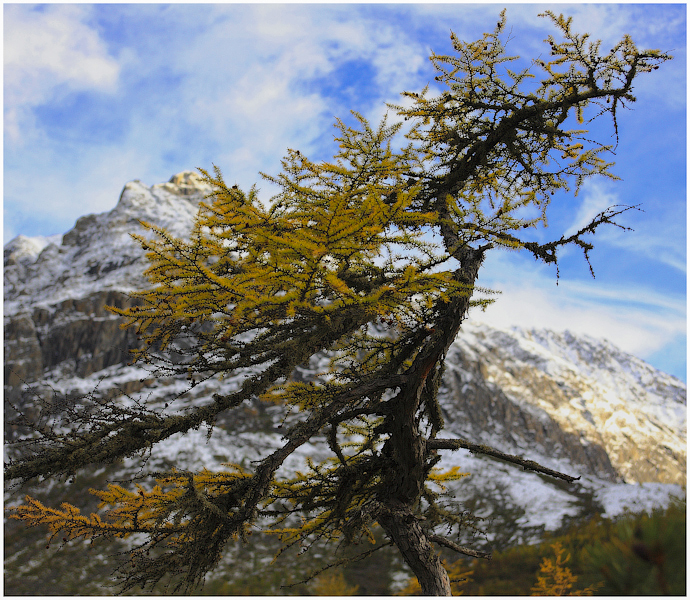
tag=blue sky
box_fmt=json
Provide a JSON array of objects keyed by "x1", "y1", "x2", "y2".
[{"x1": 3, "y1": 3, "x2": 686, "y2": 381}]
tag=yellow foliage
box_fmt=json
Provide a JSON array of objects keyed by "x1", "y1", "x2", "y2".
[
  {"x1": 6, "y1": 465, "x2": 253, "y2": 547},
  {"x1": 310, "y1": 571, "x2": 360, "y2": 596},
  {"x1": 427, "y1": 465, "x2": 471, "y2": 490},
  {"x1": 108, "y1": 115, "x2": 467, "y2": 385},
  {"x1": 531, "y1": 542, "x2": 601, "y2": 596}
]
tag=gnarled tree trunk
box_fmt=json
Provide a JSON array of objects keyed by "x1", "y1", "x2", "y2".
[
  {"x1": 378, "y1": 503, "x2": 452, "y2": 595},
  {"x1": 376, "y1": 249, "x2": 485, "y2": 595}
]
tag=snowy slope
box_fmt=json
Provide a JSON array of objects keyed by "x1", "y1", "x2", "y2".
[
  {"x1": 4, "y1": 171, "x2": 210, "y2": 314},
  {"x1": 450, "y1": 322, "x2": 686, "y2": 485}
]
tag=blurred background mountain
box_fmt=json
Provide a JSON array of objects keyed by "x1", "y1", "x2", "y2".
[{"x1": 4, "y1": 173, "x2": 685, "y2": 595}]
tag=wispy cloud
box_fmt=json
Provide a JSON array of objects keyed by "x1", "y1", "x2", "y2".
[
  {"x1": 564, "y1": 180, "x2": 686, "y2": 274},
  {"x1": 472, "y1": 253, "x2": 686, "y2": 366},
  {"x1": 564, "y1": 180, "x2": 621, "y2": 237},
  {"x1": 3, "y1": 4, "x2": 684, "y2": 379},
  {"x1": 4, "y1": 4, "x2": 120, "y2": 143}
]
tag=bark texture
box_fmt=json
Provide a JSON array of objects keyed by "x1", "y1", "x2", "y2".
[
  {"x1": 376, "y1": 248, "x2": 485, "y2": 595},
  {"x1": 378, "y1": 503, "x2": 452, "y2": 595}
]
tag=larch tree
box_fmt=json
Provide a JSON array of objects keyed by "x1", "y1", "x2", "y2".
[{"x1": 5, "y1": 12, "x2": 670, "y2": 596}]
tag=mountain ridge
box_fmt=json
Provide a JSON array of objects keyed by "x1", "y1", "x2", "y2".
[{"x1": 4, "y1": 171, "x2": 686, "y2": 543}]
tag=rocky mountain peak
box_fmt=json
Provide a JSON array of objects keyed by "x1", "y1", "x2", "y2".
[
  {"x1": 163, "y1": 170, "x2": 213, "y2": 194},
  {"x1": 3, "y1": 172, "x2": 210, "y2": 314}
]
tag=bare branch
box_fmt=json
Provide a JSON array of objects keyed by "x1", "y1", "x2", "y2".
[
  {"x1": 428, "y1": 533, "x2": 492, "y2": 560},
  {"x1": 427, "y1": 438, "x2": 580, "y2": 483}
]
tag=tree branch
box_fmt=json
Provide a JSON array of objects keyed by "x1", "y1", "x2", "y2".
[
  {"x1": 426, "y1": 438, "x2": 580, "y2": 483},
  {"x1": 428, "y1": 533, "x2": 492, "y2": 560}
]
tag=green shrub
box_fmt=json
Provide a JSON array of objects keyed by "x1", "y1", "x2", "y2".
[
  {"x1": 585, "y1": 500, "x2": 686, "y2": 595},
  {"x1": 436, "y1": 500, "x2": 686, "y2": 596}
]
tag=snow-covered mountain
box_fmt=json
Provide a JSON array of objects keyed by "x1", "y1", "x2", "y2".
[
  {"x1": 4, "y1": 171, "x2": 211, "y2": 313},
  {"x1": 4, "y1": 171, "x2": 686, "y2": 559}
]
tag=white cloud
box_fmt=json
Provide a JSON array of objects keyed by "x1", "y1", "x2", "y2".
[
  {"x1": 471, "y1": 279, "x2": 684, "y2": 361},
  {"x1": 564, "y1": 180, "x2": 620, "y2": 237},
  {"x1": 3, "y1": 4, "x2": 437, "y2": 239},
  {"x1": 4, "y1": 5, "x2": 120, "y2": 142},
  {"x1": 563, "y1": 180, "x2": 686, "y2": 274},
  {"x1": 119, "y1": 5, "x2": 435, "y2": 183}
]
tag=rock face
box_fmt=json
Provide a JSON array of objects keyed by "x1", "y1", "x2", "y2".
[
  {"x1": 4, "y1": 171, "x2": 686, "y2": 526},
  {"x1": 4, "y1": 291, "x2": 139, "y2": 389},
  {"x1": 442, "y1": 324, "x2": 686, "y2": 486},
  {"x1": 4, "y1": 171, "x2": 210, "y2": 387}
]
